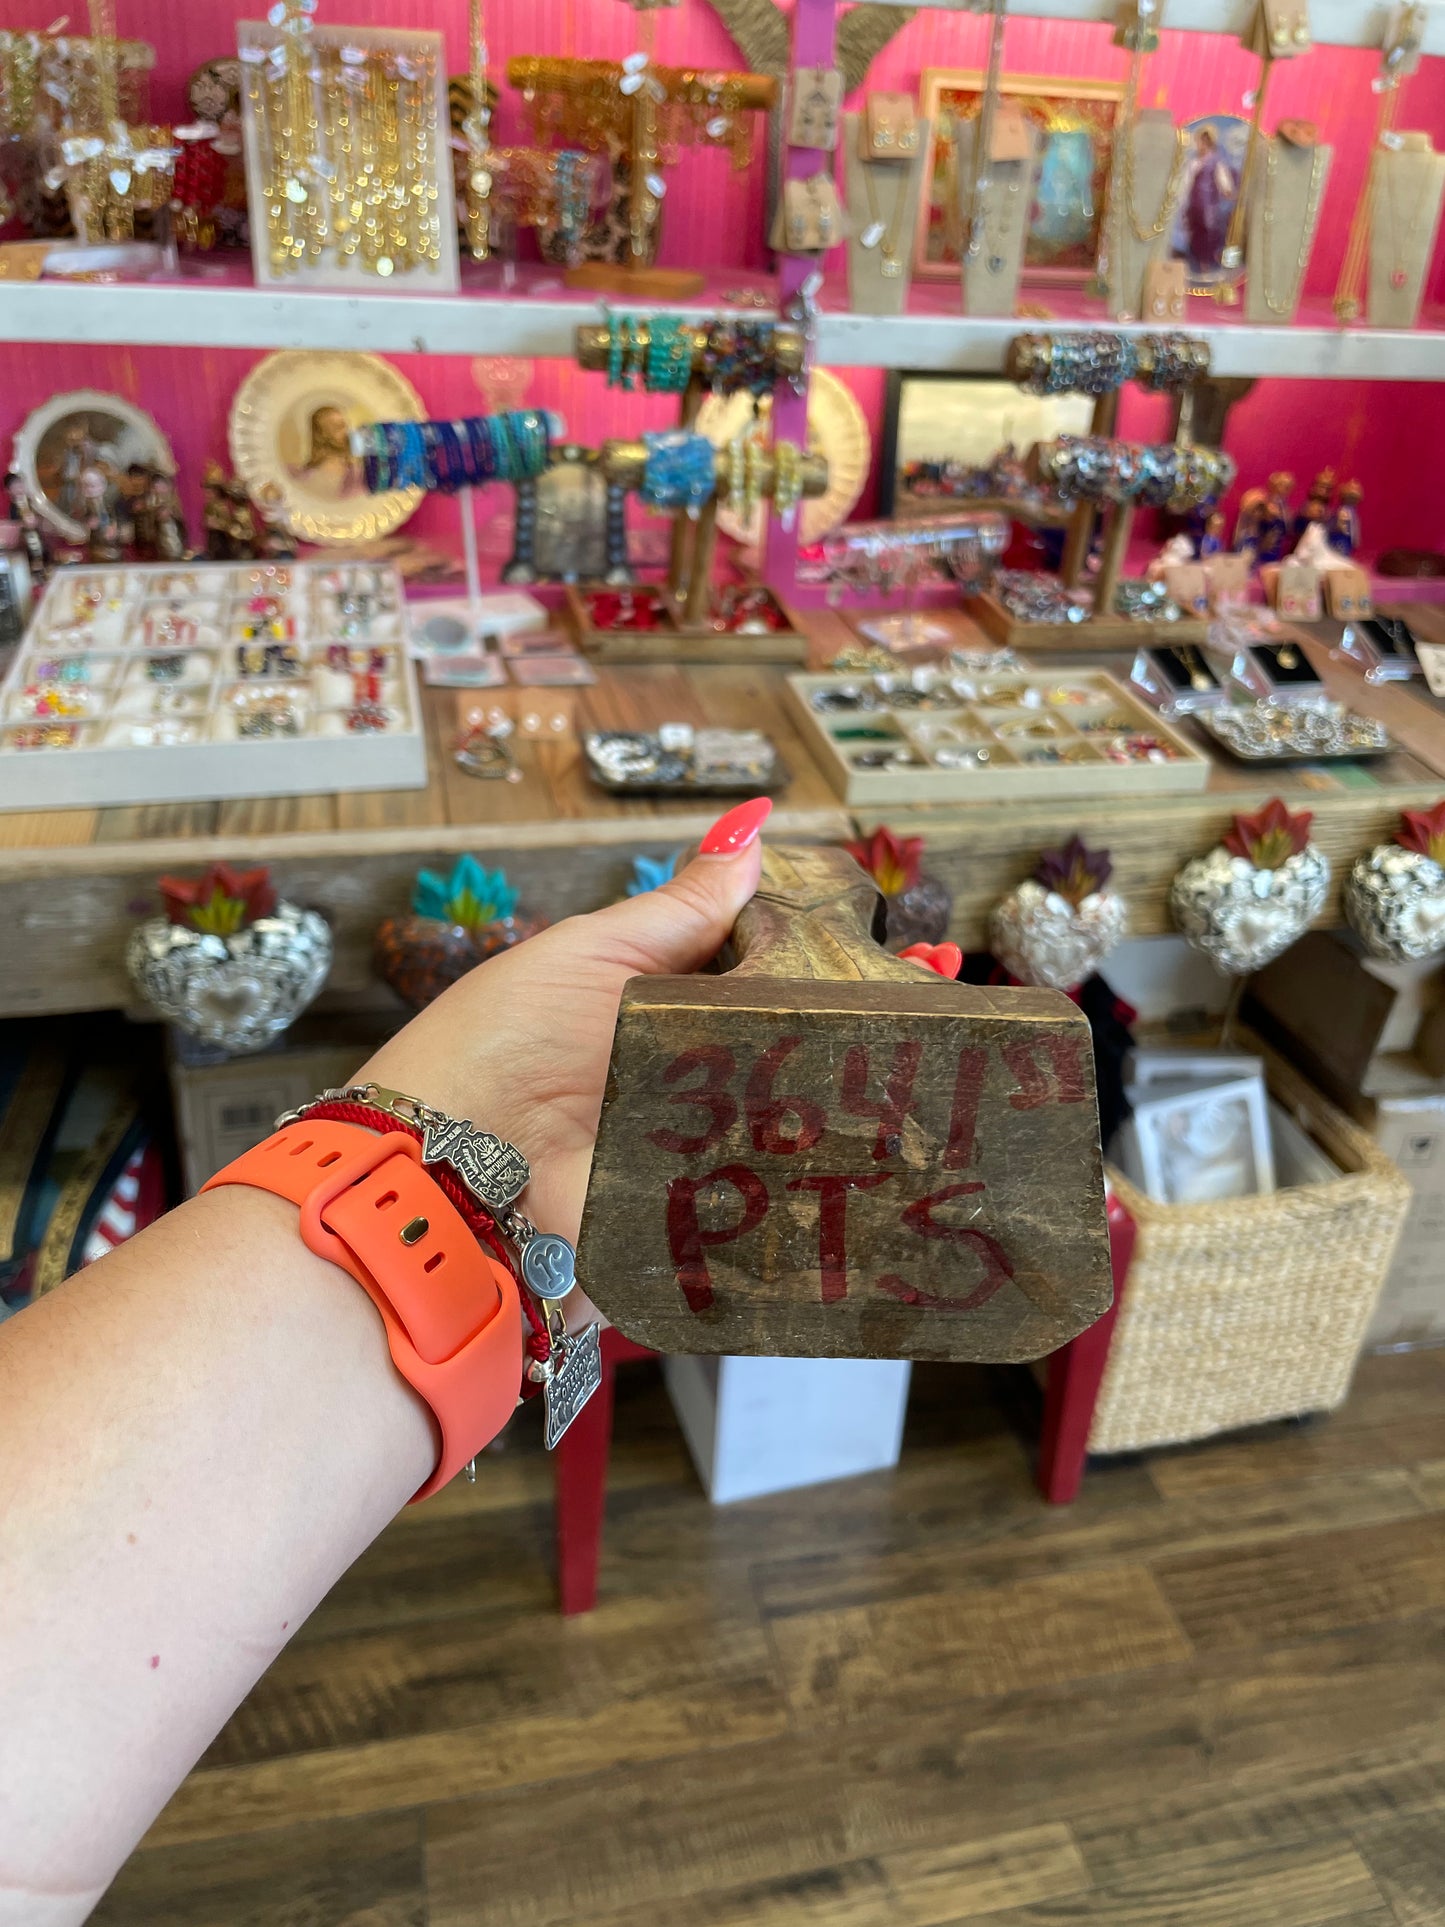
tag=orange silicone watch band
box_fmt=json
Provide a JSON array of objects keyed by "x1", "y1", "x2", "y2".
[{"x1": 202, "y1": 1118, "x2": 522, "y2": 1500}]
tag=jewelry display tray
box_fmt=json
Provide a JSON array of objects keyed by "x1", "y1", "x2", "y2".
[
  {"x1": 0, "y1": 561, "x2": 427, "y2": 812},
  {"x1": 784, "y1": 665, "x2": 1211, "y2": 807}
]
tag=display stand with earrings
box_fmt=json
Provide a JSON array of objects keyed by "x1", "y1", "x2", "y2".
[
  {"x1": 1244, "y1": 126, "x2": 1332, "y2": 324},
  {"x1": 1214, "y1": 0, "x2": 1314, "y2": 306},
  {"x1": 842, "y1": 110, "x2": 931, "y2": 316},
  {"x1": 954, "y1": 107, "x2": 1040, "y2": 318},
  {"x1": 1367, "y1": 133, "x2": 1445, "y2": 327}
]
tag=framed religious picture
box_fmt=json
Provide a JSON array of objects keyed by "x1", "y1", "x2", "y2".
[
  {"x1": 228, "y1": 349, "x2": 425, "y2": 545},
  {"x1": 877, "y1": 371, "x2": 1092, "y2": 523},
  {"x1": 1171, "y1": 112, "x2": 1250, "y2": 288},
  {"x1": 914, "y1": 68, "x2": 1124, "y2": 283},
  {"x1": 11, "y1": 390, "x2": 175, "y2": 546}
]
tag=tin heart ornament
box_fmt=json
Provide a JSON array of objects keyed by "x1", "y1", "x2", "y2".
[
  {"x1": 1344, "y1": 802, "x2": 1445, "y2": 962},
  {"x1": 989, "y1": 837, "x2": 1129, "y2": 991},
  {"x1": 1170, "y1": 799, "x2": 1330, "y2": 975},
  {"x1": 374, "y1": 854, "x2": 545, "y2": 1009},
  {"x1": 127, "y1": 862, "x2": 332, "y2": 1055},
  {"x1": 844, "y1": 825, "x2": 952, "y2": 951}
]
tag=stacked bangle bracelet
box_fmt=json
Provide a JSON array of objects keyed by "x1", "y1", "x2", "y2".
[{"x1": 357, "y1": 411, "x2": 555, "y2": 494}]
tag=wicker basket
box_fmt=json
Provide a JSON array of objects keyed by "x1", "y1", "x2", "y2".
[{"x1": 1091, "y1": 1034, "x2": 1411, "y2": 1455}]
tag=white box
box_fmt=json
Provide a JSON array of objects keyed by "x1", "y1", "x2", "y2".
[
  {"x1": 1365, "y1": 1094, "x2": 1445, "y2": 1350},
  {"x1": 663, "y1": 1353, "x2": 912, "y2": 1504},
  {"x1": 0, "y1": 560, "x2": 427, "y2": 809}
]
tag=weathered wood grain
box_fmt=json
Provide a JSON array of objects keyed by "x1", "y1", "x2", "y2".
[
  {"x1": 1154, "y1": 1512, "x2": 1445, "y2": 1651},
  {"x1": 92, "y1": 1811, "x2": 425, "y2": 1926},
  {"x1": 579, "y1": 843, "x2": 1112, "y2": 1363}
]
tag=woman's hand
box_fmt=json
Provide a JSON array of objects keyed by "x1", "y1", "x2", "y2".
[{"x1": 357, "y1": 798, "x2": 771, "y2": 1275}]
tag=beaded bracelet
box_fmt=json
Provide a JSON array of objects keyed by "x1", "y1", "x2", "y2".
[
  {"x1": 771, "y1": 438, "x2": 804, "y2": 528},
  {"x1": 646, "y1": 314, "x2": 695, "y2": 394},
  {"x1": 640, "y1": 430, "x2": 717, "y2": 514}
]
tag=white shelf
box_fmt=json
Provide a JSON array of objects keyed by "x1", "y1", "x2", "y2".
[
  {"x1": 863, "y1": 0, "x2": 1445, "y2": 56},
  {"x1": 5, "y1": 266, "x2": 1445, "y2": 381}
]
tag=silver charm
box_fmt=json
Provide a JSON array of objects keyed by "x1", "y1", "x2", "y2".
[
  {"x1": 543, "y1": 1321, "x2": 603, "y2": 1449},
  {"x1": 127, "y1": 902, "x2": 331, "y2": 1056},
  {"x1": 520, "y1": 1231, "x2": 578, "y2": 1300},
  {"x1": 420, "y1": 1115, "x2": 530, "y2": 1211}
]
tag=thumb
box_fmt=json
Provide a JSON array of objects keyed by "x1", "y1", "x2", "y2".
[{"x1": 585, "y1": 798, "x2": 771, "y2": 978}]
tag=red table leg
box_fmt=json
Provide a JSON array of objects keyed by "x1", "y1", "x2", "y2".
[
  {"x1": 1036, "y1": 1192, "x2": 1137, "y2": 1505},
  {"x1": 553, "y1": 1329, "x2": 654, "y2": 1616}
]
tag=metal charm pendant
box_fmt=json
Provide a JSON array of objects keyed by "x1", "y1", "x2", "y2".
[
  {"x1": 420, "y1": 1116, "x2": 530, "y2": 1211},
  {"x1": 520, "y1": 1231, "x2": 577, "y2": 1300},
  {"x1": 880, "y1": 255, "x2": 903, "y2": 278},
  {"x1": 543, "y1": 1322, "x2": 603, "y2": 1449}
]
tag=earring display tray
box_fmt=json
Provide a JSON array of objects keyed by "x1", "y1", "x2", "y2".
[
  {"x1": 785, "y1": 664, "x2": 1210, "y2": 806},
  {"x1": 0, "y1": 560, "x2": 426, "y2": 812},
  {"x1": 564, "y1": 583, "x2": 809, "y2": 664},
  {"x1": 966, "y1": 576, "x2": 1211, "y2": 653}
]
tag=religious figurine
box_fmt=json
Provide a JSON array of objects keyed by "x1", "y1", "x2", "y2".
[
  {"x1": 1253, "y1": 471, "x2": 1295, "y2": 566},
  {"x1": 5, "y1": 470, "x2": 48, "y2": 580},
  {"x1": 202, "y1": 461, "x2": 233, "y2": 559},
  {"x1": 253, "y1": 482, "x2": 297, "y2": 560},
  {"x1": 226, "y1": 480, "x2": 258, "y2": 559},
  {"x1": 81, "y1": 465, "x2": 123, "y2": 562},
  {"x1": 149, "y1": 471, "x2": 190, "y2": 561},
  {"x1": 1329, "y1": 479, "x2": 1363, "y2": 557}
]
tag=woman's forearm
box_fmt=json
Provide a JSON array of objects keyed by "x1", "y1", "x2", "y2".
[{"x1": 0, "y1": 1182, "x2": 435, "y2": 1922}]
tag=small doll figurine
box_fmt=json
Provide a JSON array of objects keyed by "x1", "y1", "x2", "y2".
[
  {"x1": 254, "y1": 481, "x2": 297, "y2": 560},
  {"x1": 1253, "y1": 470, "x2": 1295, "y2": 565},
  {"x1": 1198, "y1": 508, "x2": 1227, "y2": 558},
  {"x1": 1292, "y1": 485, "x2": 1331, "y2": 547},
  {"x1": 1232, "y1": 487, "x2": 1266, "y2": 557},
  {"x1": 1329, "y1": 479, "x2": 1363, "y2": 557},
  {"x1": 81, "y1": 465, "x2": 123, "y2": 562},
  {"x1": 202, "y1": 461, "x2": 233, "y2": 559}
]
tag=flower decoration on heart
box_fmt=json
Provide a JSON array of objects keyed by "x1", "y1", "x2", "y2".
[
  {"x1": 158, "y1": 861, "x2": 278, "y2": 935},
  {"x1": 1221, "y1": 797, "x2": 1314, "y2": 869},
  {"x1": 988, "y1": 836, "x2": 1128, "y2": 993},
  {"x1": 1170, "y1": 798, "x2": 1330, "y2": 977},
  {"x1": 844, "y1": 825, "x2": 953, "y2": 952},
  {"x1": 413, "y1": 853, "x2": 521, "y2": 931}
]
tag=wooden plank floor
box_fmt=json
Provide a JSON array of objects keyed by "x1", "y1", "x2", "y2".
[{"x1": 93, "y1": 1348, "x2": 1445, "y2": 1927}]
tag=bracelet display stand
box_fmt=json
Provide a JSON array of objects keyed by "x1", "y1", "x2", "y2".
[
  {"x1": 841, "y1": 113, "x2": 931, "y2": 317},
  {"x1": 565, "y1": 440, "x2": 827, "y2": 663},
  {"x1": 954, "y1": 117, "x2": 1040, "y2": 319},
  {"x1": 970, "y1": 486, "x2": 1211, "y2": 653},
  {"x1": 1244, "y1": 134, "x2": 1333, "y2": 325},
  {"x1": 1367, "y1": 136, "x2": 1445, "y2": 329},
  {"x1": 1104, "y1": 111, "x2": 1187, "y2": 320}
]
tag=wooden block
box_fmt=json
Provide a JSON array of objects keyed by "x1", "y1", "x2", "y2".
[
  {"x1": 578, "y1": 843, "x2": 1112, "y2": 1363},
  {"x1": 564, "y1": 262, "x2": 707, "y2": 300}
]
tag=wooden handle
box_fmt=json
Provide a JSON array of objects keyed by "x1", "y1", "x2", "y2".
[{"x1": 729, "y1": 844, "x2": 921, "y2": 984}]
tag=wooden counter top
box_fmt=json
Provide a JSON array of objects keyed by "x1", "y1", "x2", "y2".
[{"x1": 2, "y1": 609, "x2": 1444, "y2": 1017}]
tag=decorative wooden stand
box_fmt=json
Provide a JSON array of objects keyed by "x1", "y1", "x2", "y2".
[
  {"x1": 970, "y1": 497, "x2": 1210, "y2": 651},
  {"x1": 504, "y1": 56, "x2": 776, "y2": 298},
  {"x1": 578, "y1": 842, "x2": 1113, "y2": 1364},
  {"x1": 565, "y1": 436, "x2": 826, "y2": 662}
]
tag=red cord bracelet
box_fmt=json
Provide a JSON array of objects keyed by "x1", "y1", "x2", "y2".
[{"x1": 302, "y1": 1099, "x2": 552, "y2": 1376}]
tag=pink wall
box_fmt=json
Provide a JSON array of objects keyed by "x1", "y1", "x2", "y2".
[{"x1": 3, "y1": 1, "x2": 1444, "y2": 556}]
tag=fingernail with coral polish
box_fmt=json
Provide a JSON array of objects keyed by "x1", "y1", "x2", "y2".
[
  {"x1": 900, "y1": 941, "x2": 962, "y2": 980},
  {"x1": 700, "y1": 796, "x2": 772, "y2": 856}
]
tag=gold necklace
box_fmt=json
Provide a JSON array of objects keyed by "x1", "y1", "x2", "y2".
[
  {"x1": 1259, "y1": 134, "x2": 1325, "y2": 316},
  {"x1": 860, "y1": 159, "x2": 907, "y2": 278},
  {"x1": 1382, "y1": 146, "x2": 1436, "y2": 291},
  {"x1": 1122, "y1": 121, "x2": 1187, "y2": 243},
  {"x1": 1173, "y1": 643, "x2": 1211, "y2": 691}
]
